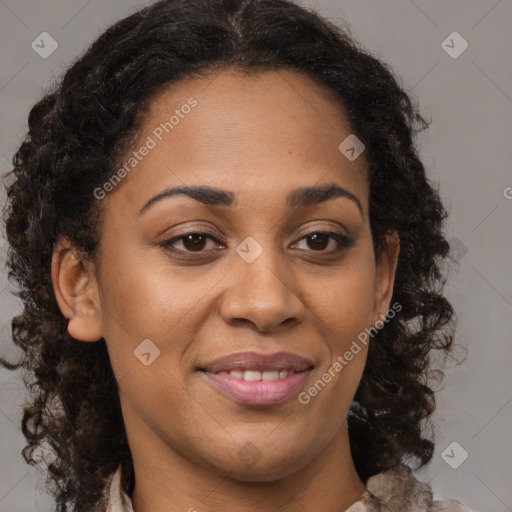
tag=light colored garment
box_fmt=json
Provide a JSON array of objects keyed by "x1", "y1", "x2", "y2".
[
  {"x1": 104, "y1": 465, "x2": 133, "y2": 512},
  {"x1": 99, "y1": 463, "x2": 476, "y2": 512}
]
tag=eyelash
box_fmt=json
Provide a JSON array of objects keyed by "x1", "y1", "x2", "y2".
[{"x1": 159, "y1": 230, "x2": 354, "y2": 257}]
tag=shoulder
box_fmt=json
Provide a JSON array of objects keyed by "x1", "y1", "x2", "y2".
[{"x1": 350, "y1": 463, "x2": 477, "y2": 512}]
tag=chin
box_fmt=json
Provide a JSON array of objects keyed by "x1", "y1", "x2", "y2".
[
  {"x1": 205, "y1": 443, "x2": 313, "y2": 483},
  {"x1": 225, "y1": 462, "x2": 306, "y2": 483}
]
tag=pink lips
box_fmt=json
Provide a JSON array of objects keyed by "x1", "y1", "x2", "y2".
[
  {"x1": 199, "y1": 351, "x2": 313, "y2": 406},
  {"x1": 203, "y1": 370, "x2": 310, "y2": 405}
]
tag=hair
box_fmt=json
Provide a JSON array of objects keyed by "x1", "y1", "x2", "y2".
[{"x1": 1, "y1": 0, "x2": 458, "y2": 510}]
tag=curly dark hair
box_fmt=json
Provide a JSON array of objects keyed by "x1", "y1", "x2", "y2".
[{"x1": 1, "y1": 0, "x2": 458, "y2": 510}]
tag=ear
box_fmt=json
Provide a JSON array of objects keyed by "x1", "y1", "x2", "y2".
[
  {"x1": 51, "y1": 237, "x2": 103, "y2": 342},
  {"x1": 373, "y1": 230, "x2": 400, "y2": 324}
]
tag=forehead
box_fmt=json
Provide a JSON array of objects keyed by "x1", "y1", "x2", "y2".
[{"x1": 110, "y1": 68, "x2": 369, "y2": 215}]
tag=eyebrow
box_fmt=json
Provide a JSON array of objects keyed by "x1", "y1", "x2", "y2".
[{"x1": 138, "y1": 183, "x2": 363, "y2": 218}]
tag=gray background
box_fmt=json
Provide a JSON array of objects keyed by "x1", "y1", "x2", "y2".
[{"x1": 0, "y1": 0, "x2": 511, "y2": 511}]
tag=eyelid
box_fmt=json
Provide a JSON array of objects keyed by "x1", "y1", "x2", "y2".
[
  {"x1": 292, "y1": 221, "x2": 349, "y2": 240},
  {"x1": 158, "y1": 224, "x2": 224, "y2": 242},
  {"x1": 160, "y1": 221, "x2": 348, "y2": 245}
]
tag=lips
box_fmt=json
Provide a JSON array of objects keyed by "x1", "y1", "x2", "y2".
[
  {"x1": 199, "y1": 351, "x2": 314, "y2": 374},
  {"x1": 198, "y1": 351, "x2": 314, "y2": 405}
]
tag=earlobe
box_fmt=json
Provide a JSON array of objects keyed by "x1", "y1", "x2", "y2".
[
  {"x1": 51, "y1": 238, "x2": 103, "y2": 342},
  {"x1": 373, "y1": 231, "x2": 400, "y2": 324}
]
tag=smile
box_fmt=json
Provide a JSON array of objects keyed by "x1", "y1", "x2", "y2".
[
  {"x1": 216, "y1": 369, "x2": 295, "y2": 381},
  {"x1": 201, "y1": 368, "x2": 311, "y2": 405}
]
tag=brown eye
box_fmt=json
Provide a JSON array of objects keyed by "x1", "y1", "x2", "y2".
[
  {"x1": 181, "y1": 234, "x2": 208, "y2": 252},
  {"x1": 160, "y1": 232, "x2": 223, "y2": 253},
  {"x1": 293, "y1": 231, "x2": 354, "y2": 253},
  {"x1": 306, "y1": 233, "x2": 330, "y2": 251}
]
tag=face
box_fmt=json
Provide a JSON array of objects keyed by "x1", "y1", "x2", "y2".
[{"x1": 53, "y1": 69, "x2": 399, "y2": 482}]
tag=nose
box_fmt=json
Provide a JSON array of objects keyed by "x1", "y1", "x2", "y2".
[{"x1": 219, "y1": 247, "x2": 305, "y2": 333}]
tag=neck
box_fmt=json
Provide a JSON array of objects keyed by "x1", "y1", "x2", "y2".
[{"x1": 127, "y1": 418, "x2": 366, "y2": 512}]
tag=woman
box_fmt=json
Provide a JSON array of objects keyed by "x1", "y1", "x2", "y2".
[{"x1": 1, "y1": 0, "x2": 476, "y2": 510}]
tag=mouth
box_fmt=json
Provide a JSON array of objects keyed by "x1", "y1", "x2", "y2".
[
  {"x1": 207, "y1": 368, "x2": 298, "y2": 381},
  {"x1": 197, "y1": 351, "x2": 314, "y2": 406},
  {"x1": 199, "y1": 369, "x2": 312, "y2": 406}
]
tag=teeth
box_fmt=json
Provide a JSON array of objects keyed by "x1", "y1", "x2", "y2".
[
  {"x1": 244, "y1": 370, "x2": 261, "y2": 381},
  {"x1": 218, "y1": 369, "x2": 295, "y2": 380},
  {"x1": 262, "y1": 371, "x2": 280, "y2": 381}
]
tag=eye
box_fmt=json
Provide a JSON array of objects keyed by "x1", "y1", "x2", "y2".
[
  {"x1": 160, "y1": 232, "x2": 224, "y2": 253},
  {"x1": 292, "y1": 231, "x2": 354, "y2": 253},
  {"x1": 159, "y1": 230, "x2": 354, "y2": 256}
]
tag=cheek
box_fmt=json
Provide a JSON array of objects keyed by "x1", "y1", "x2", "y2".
[
  {"x1": 116, "y1": 363, "x2": 218, "y2": 464},
  {"x1": 98, "y1": 255, "x2": 205, "y2": 338},
  {"x1": 95, "y1": 260, "x2": 203, "y2": 388},
  {"x1": 101, "y1": 272, "x2": 209, "y2": 435},
  {"x1": 305, "y1": 254, "x2": 375, "y2": 403},
  {"x1": 316, "y1": 258, "x2": 377, "y2": 345}
]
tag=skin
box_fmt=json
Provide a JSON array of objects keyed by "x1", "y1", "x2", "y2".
[{"x1": 51, "y1": 69, "x2": 400, "y2": 512}]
